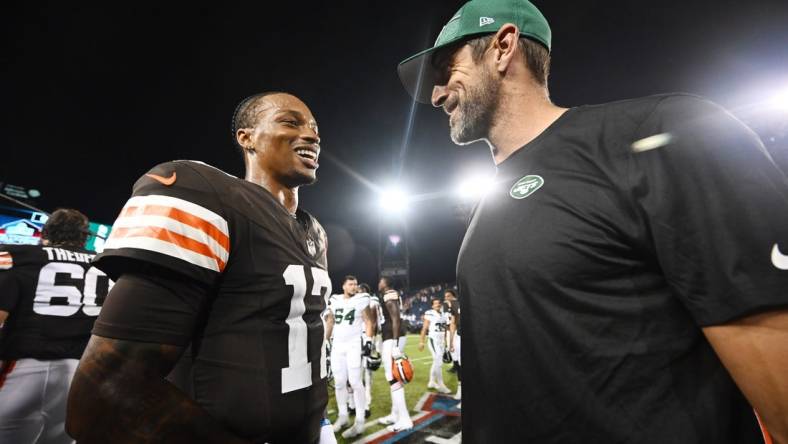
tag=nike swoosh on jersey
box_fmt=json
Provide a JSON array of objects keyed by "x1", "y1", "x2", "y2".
[
  {"x1": 145, "y1": 172, "x2": 177, "y2": 186},
  {"x1": 771, "y1": 244, "x2": 788, "y2": 270}
]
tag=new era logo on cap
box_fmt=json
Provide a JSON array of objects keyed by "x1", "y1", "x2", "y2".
[{"x1": 480, "y1": 16, "x2": 495, "y2": 26}]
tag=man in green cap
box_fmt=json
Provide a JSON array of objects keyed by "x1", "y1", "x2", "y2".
[{"x1": 398, "y1": 1, "x2": 788, "y2": 443}]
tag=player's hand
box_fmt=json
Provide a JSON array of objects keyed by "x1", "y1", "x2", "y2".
[
  {"x1": 391, "y1": 346, "x2": 403, "y2": 360},
  {"x1": 449, "y1": 343, "x2": 454, "y2": 353},
  {"x1": 362, "y1": 336, "x2": 374, "y2": 356},
  {"x1": 418, "y1": 341, "x2": 425, "y2": 351}
]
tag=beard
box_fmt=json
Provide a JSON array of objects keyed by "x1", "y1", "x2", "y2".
[{"x1": 450, "y1": 66, "x2": 501, "y2": 145}]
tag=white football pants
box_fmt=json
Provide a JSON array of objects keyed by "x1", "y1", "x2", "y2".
[
  {"x1": 382, "y1": 337, "x2": 410, "y2": 422},
  {"x1": 427, "y1": 334, "x2": 446, "y2": 386},
  {"x1": 381, "y1": 336, "x2": 407, "y2": 382},
  {"x1": 330, "y1": 340, "x2": 365, "y2": 421},
  {"x1": 0, "y1": 358, "x2": 79, "y2": 444},
  {"x1": 451, "y1": 334, "x2": 461, "y2": 365}
]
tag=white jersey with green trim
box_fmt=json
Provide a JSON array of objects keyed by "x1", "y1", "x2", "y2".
[
  {"x1": 328, "y1": 293, "x2": 370, "y2": 344},
  {"x1": 424, "y1": 309, "x2": 449, "y2": 336}
]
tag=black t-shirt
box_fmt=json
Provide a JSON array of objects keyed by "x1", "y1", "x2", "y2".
[
  {"x1": 0, "y1": 244, "x2": 111, "y2": 359},
  {"x1": 92, "y1": 160, "x2": 332, "y2": 444},
  {"x1": 457, "y1": 94, "x2": 788, "y2": 443}
]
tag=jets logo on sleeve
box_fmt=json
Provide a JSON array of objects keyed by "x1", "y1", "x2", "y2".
[{"x1": 104, "y1": 194, "x2": 230, "y2": 272}]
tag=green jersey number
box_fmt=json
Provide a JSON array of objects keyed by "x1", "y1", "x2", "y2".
[{"x1": 334, "y1": 308, "x2": 356, "y2": 325}]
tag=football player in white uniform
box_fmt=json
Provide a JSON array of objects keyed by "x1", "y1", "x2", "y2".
[
  {"x1": 359, "y1": 283, "x2": 380, "y2": 417},
  {"x1": 377, "y1": 276, "x2": 412, "y2": 432},
  {"x1": 319, "y1": 303, "x2": 337, "y2": 444},
  {"x1": 324, "y1": 276, "x2": 375, "y2": 439},
  {"x1": 419, "y1": 298, "x2": 451, "y2": 393},
  {"x1": 445, "y1": 289, "x2": 461, "y2": 400}
]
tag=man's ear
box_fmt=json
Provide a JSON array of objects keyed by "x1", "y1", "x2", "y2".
[
  {"x1": 492, "y1": 23, "x2": 520, "y2": 74},
  {"x1": 236, "y1": 128, "x2": 254, "y2": 152}
]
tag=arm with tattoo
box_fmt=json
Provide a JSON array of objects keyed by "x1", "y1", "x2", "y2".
[{"x1": 66, "y1": 335, "x2": 247, "y2": 443}]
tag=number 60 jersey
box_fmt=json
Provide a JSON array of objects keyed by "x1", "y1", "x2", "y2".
[
  {"x1": 92, "y1": 160, "x2": 332, "y2": 443},
  {"x1": 0, "y1": 244, "x2": 112, "y2": 360}
]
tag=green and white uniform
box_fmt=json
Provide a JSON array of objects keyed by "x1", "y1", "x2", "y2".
[
  {"x1": 328, "y1": 293, "x2": 370, "y2": 423},
  {"x1": 423, "y1": 308, "x2": 449, "y2": 387}
]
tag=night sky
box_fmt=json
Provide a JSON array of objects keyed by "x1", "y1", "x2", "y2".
[{"x1": 3, "y1": 1, "x2": 787, "y2": 289}]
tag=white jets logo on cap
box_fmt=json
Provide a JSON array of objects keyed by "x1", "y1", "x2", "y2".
[
  {"x1": 771, "y1": 244, "x2": 788, "y2": 270},
  {"x1": 480, "y1": 17, "x2": 495, "y2": 26}
]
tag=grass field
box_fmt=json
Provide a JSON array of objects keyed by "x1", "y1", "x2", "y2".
[{"x1": 327, "y1": 334, "x2": 459, "y2": 443}]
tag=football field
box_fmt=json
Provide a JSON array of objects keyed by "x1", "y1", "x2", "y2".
[{"x1": 327, "y1": 334, "x2": 460, "y2": 443}]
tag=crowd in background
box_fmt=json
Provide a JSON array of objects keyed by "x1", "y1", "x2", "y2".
[{"x1": 401, "y1": 283, "x2": 457, "y2": 333}]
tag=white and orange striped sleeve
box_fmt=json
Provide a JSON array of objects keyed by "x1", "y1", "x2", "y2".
[
  {"x1": 99, "y1": 194, "x2": 229, "y2": 282},
  {"x1": 94, "y1": 161, "x2": 231, "y2": 284}
]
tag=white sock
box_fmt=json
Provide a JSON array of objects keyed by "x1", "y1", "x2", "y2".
[
  {"x1": 320, "y1": 418, "x2": 337, "y2": 444},
  {"x1": 336, "y1": 384, "x2": 349, "y2": 417},
  {"x1": 437, "y1": 362, "x2": 446, "y2": 386},
  {"x1": 348, "y1": 384, "x2": 356, "y2": 410},
  {"x1": 364, "y1": 369, "x2": 372, "y2": 410},
  {"x1": 388, "y1": 382, "x2": 398, "y2": 418},
  {"x1": 432, "y1": 362, "x2": 442, "y2": 385},
  {"x1": 391, "y1": 383, "x2": 409, "y2": 423},
  {"x1": 353, "y1": 385, "x2": 366, "y2": 426}
]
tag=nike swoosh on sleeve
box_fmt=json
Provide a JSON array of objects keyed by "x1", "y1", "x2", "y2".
[
  {"x1": 771, "y1": 244, "x2": 788, "y2": 270},
  {"x1": 145, "y1": 172, "x2": 177, "y2": 186}
]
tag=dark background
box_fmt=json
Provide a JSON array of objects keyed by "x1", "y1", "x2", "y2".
[{"x1": 3, "y1": 1, "x2": 787, "y2": 289}]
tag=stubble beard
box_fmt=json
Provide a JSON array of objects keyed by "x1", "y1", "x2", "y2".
[{"x1": 450, "y1": 66, "x2": 501, "y2": 145}]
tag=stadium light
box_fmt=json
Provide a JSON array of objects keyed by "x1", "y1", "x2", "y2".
[
  {"x1": 456, "y1": 174, "x2": 496, "y2": 200},
  {"x1": 388, "y1": 234, "x2": 402, "y2": 246},
  {"x1": 769, "y1": 87, "x2": 788, "y2": 112},
  {"x1": 378, "y1": 186, "x2": 409, "y2": 215}
]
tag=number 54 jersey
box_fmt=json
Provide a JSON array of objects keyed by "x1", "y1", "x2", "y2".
[
  {"x1": 328, "y1": 292, "x2": 371, "y2": 344},
  {"x1": 0, "y1": 244, "x2": 112, "y2": 360},
  {"x1": 92, "y1": 160, "x2": 332, "y2": 443}
]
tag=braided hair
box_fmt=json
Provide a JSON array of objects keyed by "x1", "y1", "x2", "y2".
[{"x1": 230, "y1": 91, "x2": 285, "y2": 151}]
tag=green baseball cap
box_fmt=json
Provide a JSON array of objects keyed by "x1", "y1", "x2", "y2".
[{"x1": 397, "y1": 0, "x2": 551, "y2": 103}]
